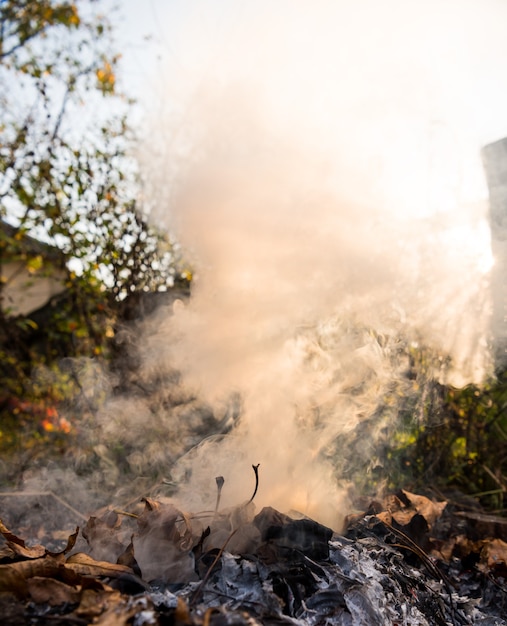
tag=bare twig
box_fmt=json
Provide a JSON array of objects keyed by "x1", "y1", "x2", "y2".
[
  {"x1": 482, "y1": 465, "x2": 507, "y2": 492},
  {"x1": 377, "y1": 517, "x2": 459, "y2": 626},
  {"x1": 214, "y1": 476, "x2": 224, "y2": 517},
  {"x1": 113, "y1": 509, "x2": 139, "y2": 520},
  {"x1": 248, "y1": 464, "x2": 260, "y2": 504},
  {"x1": 379, "y1": 518, "x2": 449, "y2": 584},
  {"x1": 190, "y1": 528, "x2": 239, "y2": 606}
]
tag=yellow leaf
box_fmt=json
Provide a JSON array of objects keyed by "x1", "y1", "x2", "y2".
[
  {"x1": 69, "y1": 12, "x2": 80, "y2": 26},
  {"x1": 96, "y1": 62, "x2": 115, "y2": 93},
  {"x1": 26, "y1": 255, "x2": 43, "y2": 273}
]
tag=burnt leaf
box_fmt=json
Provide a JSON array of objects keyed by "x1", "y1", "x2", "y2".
[
  {"x1": 255, "y1": 508, "x2": 333, "y2": 561},
  {"x1": 393, "y1": 513, "x2": 431, "y2": 553},
  {"x1": 253, "y1": 507, "x2": 294, "y2": 539}
]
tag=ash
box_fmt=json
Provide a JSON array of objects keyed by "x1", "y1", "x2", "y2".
[{"x1": 146, "y1": 511, "x2": 507, "y2": 625}]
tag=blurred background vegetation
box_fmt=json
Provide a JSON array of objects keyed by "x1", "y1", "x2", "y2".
[
  {"x1": 383, "y1": 365, "x2": 507, "y2": 513},
  {"x1": 1, "y1": 1, "x2": 507, "y2": 515},
  {"x1": 0, "y1": 0, "x2": 190, "y2": 467}
]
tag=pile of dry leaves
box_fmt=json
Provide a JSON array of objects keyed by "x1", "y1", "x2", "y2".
[{"x1": 1, "y1": 487, "x2": 507, "y2": 625}]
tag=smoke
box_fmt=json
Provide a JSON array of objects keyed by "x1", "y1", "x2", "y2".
[{"x1": 131, "y1": 0, "x2": 504, "y2": 528}]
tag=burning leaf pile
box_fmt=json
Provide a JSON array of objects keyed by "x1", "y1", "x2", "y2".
[{"x1": 1, "y1": 485, "x2": 507, "y2": 625}]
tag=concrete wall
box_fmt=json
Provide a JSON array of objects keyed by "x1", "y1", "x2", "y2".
[{"x1": 1, "y1": 260, "x2": 66, "y2": 316}]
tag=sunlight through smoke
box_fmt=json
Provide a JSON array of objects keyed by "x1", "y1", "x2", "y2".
[{"x1": 136, "y1": 0, "x2": 506, "y2": 527}]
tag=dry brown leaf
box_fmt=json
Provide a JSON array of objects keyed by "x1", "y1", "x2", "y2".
[
  {"x1": 0, "y1": 545, "x2": 15, "y2": 560},
  {"x1": 47, "y1": 527, "x2": 80, "y2": 558},
  {"x1": 0, "y1": 556, "x2": 63, "y2": 592},
  {"x1": 0, "y1": 519, "x2": 45, "y2": 559},
  {"x1": 76, "y1": 589, "x2": 145, "y2": 626},
  {"x1": 134, "y1": 500, "x2": 198, "y2": 582},
  {"x1": 82, "y1": 516, "x2": 126, "y2": 563},
  {"x1": 374, "y1": 511, "x2": 393, "y2": 525},
  {"x1": 0, "y1": 519, "x2": 80, "y2": 562},
  {"x1": 383, "y1": 493, "x2": 405, "y2": 513},
  {"x1": 65, "y1": 552, "x2": 135, "y2": 579},
  {"x1": 175, "y1": 596, "x2": 192, "y2": 624},
  {"x1": 480, "y1": 538, "x2": 507, "y2": 570},
  {"x1": 390, "y1": 510, "x2": 416, "y2": 527},
  {"x1": 95, "y1": 603, "x2": 143, "y2": 626},
  {"x1": 95, "y1": 608, "x2": 135, "y2": 626},
  {"x1": 116, "y1": 536, "x2": 140, "y2": 576},
  {"x1": 401, "y1": 491, "x2": 447, "y2": 528},
  {"x1": 0, "y1": 564, "x2": 29, "y2": 597},
  {"x1": 442, "y1": 535, "x2": 484, "y2": 563},
  {"x1": 380, "y1": 491, "x2": 446, "y2": 530},
  {"x1": 141, "y1": 497, "x2": 160, "y2": 512},
  {"x1": 75, "y1": 588, "x2": 122, "y2": 618},
  {"x1": 27, "y1": 576, "x2": 81, "y2": 606},
  {"x1": 432, "y1": 536, "x2": 459, "y2": 562}
]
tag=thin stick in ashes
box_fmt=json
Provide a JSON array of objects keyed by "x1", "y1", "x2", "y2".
[
  {"x1": 249, "y1": 464, "x2": 260, "y2": 503},
  {"x1": 214, "y1": 475, "x2": 225, "y2": 516}
]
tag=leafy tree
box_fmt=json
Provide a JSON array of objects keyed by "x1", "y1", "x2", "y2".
[{"x1": 0, "y1": 1, "x2": 187, "y2": 457}]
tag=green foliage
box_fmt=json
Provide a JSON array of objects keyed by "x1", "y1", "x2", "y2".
[
  {"x1": 329, "y1": 340, "x2": 507, "y2": 513},
  {"x1": 380, "y1": 366, "x2": 507, "y2": 511},
  {"x1": 0, "y1": 1, "x2": 188, "y2": 461}
]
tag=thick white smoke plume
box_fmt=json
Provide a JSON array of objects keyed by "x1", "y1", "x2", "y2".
[{"x1": 135, "y1": 0, "x2": 505, "y2": 527}]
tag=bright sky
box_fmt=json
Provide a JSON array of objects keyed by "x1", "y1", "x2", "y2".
[{"x1": 113, "y1": 0, "x2": 507, "y2": 213}]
